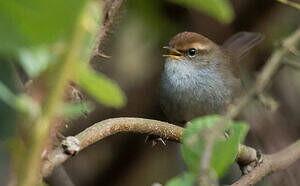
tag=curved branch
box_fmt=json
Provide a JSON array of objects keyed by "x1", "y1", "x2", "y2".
[
  {"x1": 42, "y1": 117, "x2": 182, "y2": 177},
  {"x1": 232, "y1": 140, "x2": 300, "y2": 186}
]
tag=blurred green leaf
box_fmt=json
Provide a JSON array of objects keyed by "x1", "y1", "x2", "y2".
[
  {"x1": 0, "y1": 81, "x2": 40, "y2": 117},
  {"x1": 63, "y1": 101, "x2": 94, "y2": 119},
  {"x1": 166, "y1": 172, "x2": 195, "y2": 186},
  {"x1": 18, "y1": 47, "x2": 56, "y2": 77},
  {"x1": 168, "y1": 0, "x2": 234, "y2": 23},
  {"x1": 73, "y1": 61, "x2": 126, "y2": 108},
  {"x1": 15, "y1": 94, "x2": 40, "y2": 118},
  {"x1": 79, "y1": 1, "x2": 102, "y2": 62},
  {"x1": 0, "y1": 61, "x2": 19, "y2": 139},
  {"x1": 7, "y1": 138, "x2": 27, "y2": 182},
  {"x1": 181, "y1": 115, "x2": 249, "y2": 177},
  {"x1": 0, "y1": 81, "x2": 17, "y2": 109},
  {"x1": 0, "y1": 0, "x2": 87, "y2": 54}
]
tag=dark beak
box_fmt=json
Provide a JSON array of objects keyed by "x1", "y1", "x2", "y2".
[{"x1": 162, "y1": 46, "x2": 183, "y2": 58}]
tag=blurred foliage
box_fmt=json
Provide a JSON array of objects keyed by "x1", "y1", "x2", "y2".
[
  {"x1": 0, "y1": 61, "x2": 18, "y2": 139},
  {"x1": 0, "y1": 82, "x2": 39, "y2": 117},
  {"x1": 73, "y1": 61, "x2": 126, "y2": 108},
  {"x1": 0, "y1": 0, "x2": 125, "y2": 185},
  {"x1": 126, "y1": 0, "x2": 174, "y2": 41},
  {"x1": 18, "y1": 47, "x2": 56, "y2": 78},
  {"x1": 168, "y1": 115, "x2": 249, "y2": 185},
  {"x1": 0, "y1": 0, "x2": 86, "y2": 54},
  {"x1": 168, "y1": 0, "x2": 234, "y2": 23},
  {"x1": 166, "y1": 172, "x2": 195, "y2": 186},
  {"x1": 0, "y1": 0, "x2": 125, "y2": 115},
  {"x1": 63, "y1": 101, "x2": 94, "y2": 120}
]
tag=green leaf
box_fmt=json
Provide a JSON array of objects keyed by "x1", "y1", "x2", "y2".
[
  {"x1": 0, "y1": 0, "x2": 87, "y2": 54},
  {"x1": 18, "y1": 46, "x2": 56, "y2": 77},
  {"x1": 63, "y1": 101, "x2": 94, "y2": 119},
  {"x1": 211, "y1": 121, "x2": 249, "y2": 176},
  {"x1": 168, "y1": 0, "x2": 234, "y2": 23},
  {"x1": 0, "y1": 81, "x2": 39, "y2": 117},
  {"x1": 73, "y1": 61, "x2": 126, "y2": 108},
  {"x1": 0, "y1": 81, "x2": 17, "y2": 109},
  {"x1": 181, "y1": 115, "x2": 249, "y2": 177},
  {"x1": 166, "y1": 172, "x2": 195, "y2": 186}
]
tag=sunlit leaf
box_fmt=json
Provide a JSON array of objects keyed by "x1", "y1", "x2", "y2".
[
  {"x1": 166, "y1": 172, "x2": 195, "y2": 186},
  {"x1": 181, "y1": 115, "x2": 249, "y2": 177},
  {"x1": 168, "y1": 0, "x2": 234, "y2": 23},
  {"x1": 73, "y1": 61, "x2": 126, "y2": 108}
]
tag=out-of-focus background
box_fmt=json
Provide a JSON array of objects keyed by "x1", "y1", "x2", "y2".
[{"x1": 0, "y1": 0, "x2": 299, "y2": 185}]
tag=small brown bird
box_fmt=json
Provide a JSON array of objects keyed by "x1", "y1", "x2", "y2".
[{"x1": 160, "y1": 31, "x2": 264, "y2": 124}]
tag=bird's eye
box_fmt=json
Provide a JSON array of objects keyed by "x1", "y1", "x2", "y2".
[{"x1": 188, "y1": 48, "x2": 196, "y2": 56}]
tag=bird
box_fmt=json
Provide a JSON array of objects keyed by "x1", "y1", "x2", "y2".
[{"x1": 160, "y1": 31, "x2": 264, "y2": 124}]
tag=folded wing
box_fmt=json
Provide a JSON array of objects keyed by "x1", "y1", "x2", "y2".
[{"x1": 222, "y1": 32, "x2": 264, "y2": 60}]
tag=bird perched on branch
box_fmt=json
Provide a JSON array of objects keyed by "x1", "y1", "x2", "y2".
[{"x1": 160, "y1": 31, "x2": 264, "y2": 124}]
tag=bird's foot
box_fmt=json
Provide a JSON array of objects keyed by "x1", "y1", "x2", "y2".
[
  {"x1": 239, "y1": 149, "x2": 263, "y2": 175},
  {"x1": 145, "y1": 135, "x2": 167, "y2": 147}
]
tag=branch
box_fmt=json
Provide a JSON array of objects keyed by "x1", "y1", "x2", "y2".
[
  {"x1": 41, "y1": 117, "x2": 256, "y2": 178},
  {"x1": 42, "y1": 118, "x2": 182, "y2": 177},
  {"x1": 232, "y1": 140, "x2": 300, "y2": 186},
  {"x1": 90, "y1": 0, "x2": 125, "y2": 63}
]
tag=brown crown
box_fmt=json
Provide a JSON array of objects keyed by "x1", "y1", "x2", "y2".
[{"x1": 169, "y1": 32, "x2": 213, "y2": 51}]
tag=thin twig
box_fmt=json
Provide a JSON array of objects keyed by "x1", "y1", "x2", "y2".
[
  {"x1": 232, "y1": 140, "x2": 300, "y2": 186},
  {"x1": 277, "y1": 0, "x2": 300, "y2": 10},
  {"x1": 90, "y1": 0, "x2": 125, "y2": 63}
]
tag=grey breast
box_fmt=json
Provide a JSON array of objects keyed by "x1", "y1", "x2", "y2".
[{"x1": 160, "y1": 59, "x2": 237, "y2": 123}]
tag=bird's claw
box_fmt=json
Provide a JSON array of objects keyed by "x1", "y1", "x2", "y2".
[
  {"x1": 145, "y1": 135, "x2": 167, "y2": 147},
  {"x1": 239, "y1": 148, "x2": 263, "y2": 175}
]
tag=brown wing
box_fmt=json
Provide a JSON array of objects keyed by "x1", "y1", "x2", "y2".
[{"x1": 222, "y1": 32, "x2": 264, "y2": 60}]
